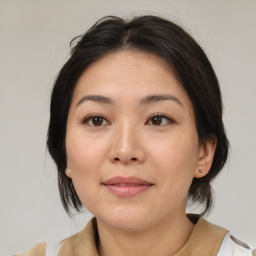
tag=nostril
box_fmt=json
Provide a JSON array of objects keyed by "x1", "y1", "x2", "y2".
[
  {"x1": 131, "y1": 157, "x2": 137, "y2": 161},
  {"x1": 114, "y1": 157, "x2": 120, "y2": 161}
]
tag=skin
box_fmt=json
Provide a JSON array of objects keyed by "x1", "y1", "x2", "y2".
[{"x1": 65, "y1": 50, "x2": 216, "y2": 256}]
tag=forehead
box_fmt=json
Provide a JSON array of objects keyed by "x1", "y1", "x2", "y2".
[{"x1": 72, "y1": 50, "x2": 191, "y2": 107}]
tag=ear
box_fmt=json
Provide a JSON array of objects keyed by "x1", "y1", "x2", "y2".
[
  {"x1": 194, "y1": 137, "x2": 217, "y2": 178},
  {"x1": 65, "y1": 160, "x2": 72, "y2": 178},
  {"x1": 65, "y1": 169, "x2": 72, "y2": 178}
]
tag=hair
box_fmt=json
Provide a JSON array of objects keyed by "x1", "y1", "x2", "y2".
[{"x1": 47, "y1": 15, "x2": 229, "y2": 216}]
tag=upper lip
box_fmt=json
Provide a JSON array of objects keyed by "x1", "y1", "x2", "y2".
[{"x1": 102, "y1": 176, "x2": 153, "y2": 185}]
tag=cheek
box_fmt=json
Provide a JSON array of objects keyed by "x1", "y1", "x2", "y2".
[
  {"x1": 65, "y1": 131, "x2": 107, "y2": 180},
  {"x1": 148, "y1": 131, "x2": 199, "y2": 187},
  {"x1": 151, "y1": 132, "x2": 198, "y2": 166},
  {"x1": 65, "y1": 134, "x2": 105, "y2": 207}
]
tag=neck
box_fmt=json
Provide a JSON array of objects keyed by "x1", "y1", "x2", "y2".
[{"x1": 97, "y1": 213, "x2": 194, "y2": 256}]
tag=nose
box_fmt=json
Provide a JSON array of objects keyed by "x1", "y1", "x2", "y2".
[{"x1": 108, "y1": 124, "x2": 146, "y2": 165}]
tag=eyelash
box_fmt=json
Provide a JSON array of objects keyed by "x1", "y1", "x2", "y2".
[
  {"x1": 81, "y1": 114, "x2": 109, "y2": 126},
  {"x1": 146, "y1": 112, "x2": 175, "y2": 126},
  {"x1": 81, "y1": 113, "x2": 174, "y2": 127}
]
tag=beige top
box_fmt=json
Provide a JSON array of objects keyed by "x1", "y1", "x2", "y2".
[{"x1": 15, "y1": 215, "x2": 228, "y2": 256}]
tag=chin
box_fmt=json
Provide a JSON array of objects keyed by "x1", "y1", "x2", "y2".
[{"x1": 96, "y1": 208, "x2": 154, "y2": 232}]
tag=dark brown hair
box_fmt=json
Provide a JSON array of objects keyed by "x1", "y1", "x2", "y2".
[{"x1": 47, "y1": 15, "x2": 229, "y2": 216}]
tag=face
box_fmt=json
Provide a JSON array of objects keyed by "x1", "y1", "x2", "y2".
[{"x1": 65, "y1": 50, "x2": 213, "y2": 231}]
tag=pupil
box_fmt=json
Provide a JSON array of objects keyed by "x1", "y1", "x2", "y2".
[
  {"x1": 92, "y1": 117, "x2": 103, "y2": 126},
  {"x1": 152, "y1": 116, "x2": 162, "y2": 125}
]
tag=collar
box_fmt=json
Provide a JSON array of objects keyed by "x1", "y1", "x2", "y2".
[
  {"x1": 59, "y1": 215, "x2": 228, "y2": 256},
  {"x1": 174, "y1": 214, "x2": 228, "y2": 256}
]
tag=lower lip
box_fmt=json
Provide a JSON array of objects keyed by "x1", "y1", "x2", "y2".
[{"x1": 103, "y1": 184, "x2": 152, "y2": 197}]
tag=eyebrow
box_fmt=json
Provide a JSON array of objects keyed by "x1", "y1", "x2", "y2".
[
  {"x1": 76, "y1": 95, "x2": 114, "y2": 107},
  {"x1": 139, "y1": 94, "x2": 183, "y2": 107},
  {"x1": 76, "y1": 93, "x2": 183, "y2": 108}
]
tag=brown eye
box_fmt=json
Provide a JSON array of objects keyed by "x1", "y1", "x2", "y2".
[
  {"x1": 82, "y1": 115, "x2": 109, "y2": 126},
  {"x1": 151, "y1": 116, "x2": 163, "y2": 125},
  {"x1": 147, "y1": 114, "x2": 173, "y2": 126},
  {"x1": 91, "y1": 116, "x2": 104, "y2": 126}
]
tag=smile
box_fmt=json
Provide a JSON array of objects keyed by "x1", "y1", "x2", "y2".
[{"x1": 102, "y1": 176, "x2": 153, "y2": 198}]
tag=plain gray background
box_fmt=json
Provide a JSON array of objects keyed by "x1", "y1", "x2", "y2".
[{"x1": 0, "y1": 0, "x2": 255, "y2": 255}]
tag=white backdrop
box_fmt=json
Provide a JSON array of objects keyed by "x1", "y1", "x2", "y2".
[{"x1": 0, "y1": 0, "x2": 255, "y2": 255}]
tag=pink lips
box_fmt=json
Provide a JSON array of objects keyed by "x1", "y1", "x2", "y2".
[{"x1": 102, "y1": 176, "x2": 153, "y2": 198}]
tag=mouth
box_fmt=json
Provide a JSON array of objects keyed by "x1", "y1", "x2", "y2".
[{"x1": 102, "y1": 176, "x2": 153, "y2": 198}]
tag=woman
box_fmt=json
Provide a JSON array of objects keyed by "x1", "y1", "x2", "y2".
[{"x1": 17, "y1": 15, "x2": 255, "y2": 256}]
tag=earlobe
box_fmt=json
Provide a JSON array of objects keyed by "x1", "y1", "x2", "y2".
[
  {"x1": 194, "y1": 138, "x2": 217, "y2": 178},
  {"x1": 65, "y1": 169, "x2": 72, "y2": 178},
  {"x1": 66, "y1": 159, "x2": 72, "y2": 178}
]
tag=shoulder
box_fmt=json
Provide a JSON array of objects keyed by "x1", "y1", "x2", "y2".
[
  {"x1": 14, "y1": 242, "x2": 46, "y2": 256},
  {"x1": 186, "y1": 215, "x2": 255, "y2": 255},
  {"x1": 218, "y1": 232, "x2": 256, "y2": 256},
  {"x1": 13, "y1": 218, "x2": 97, "y2": 256}
]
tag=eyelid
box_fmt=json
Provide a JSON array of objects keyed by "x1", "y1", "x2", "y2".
[
  {"x1": 81, "y1": 113, "x2": 109, "y2": 126},
  {"x1": 146, "y1": 112, "x2": 175, "y2": 125}
]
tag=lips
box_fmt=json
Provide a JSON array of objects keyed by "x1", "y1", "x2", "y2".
[{"x1": 102, "y1": 176, "x2": 153, "y2": 197}]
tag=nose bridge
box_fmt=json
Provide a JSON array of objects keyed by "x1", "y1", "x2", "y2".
[
  {"x1": 109, "y1": 120, "x2": 145, "y2": 164},
  {"x1": 117, "y1": 121, "x2": 135, "y2": 150}
]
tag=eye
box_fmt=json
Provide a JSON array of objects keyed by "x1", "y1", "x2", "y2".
[
  {"x1": 146, "y1": 113, "x2": 174, "y2": 126},
  {"x1": 82, "y1": 114, "x2": 109, "y2": 127}
]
